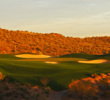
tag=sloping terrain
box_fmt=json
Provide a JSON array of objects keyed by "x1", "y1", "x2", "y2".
[
  {"x1": 0, "y1": 28, "x2": 110, "y2": 56},
  {"x1": 0, "y1": 54, "x2": 110, "y2": 91}
]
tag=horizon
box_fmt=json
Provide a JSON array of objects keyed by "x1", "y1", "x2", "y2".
[{"x1": 0, "y1": 0, "x2": 110, "y2": 37}]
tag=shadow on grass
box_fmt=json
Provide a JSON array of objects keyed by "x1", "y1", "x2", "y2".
[
  {"x1": 5, "y1": 76, "x2": 66, "y2": 91},
  {"x1": 27, "y1": 77, "x2": 67, "y2": 91},
  {"x1": 48, "y1": 79, "x2": 66, "y2": 91}
]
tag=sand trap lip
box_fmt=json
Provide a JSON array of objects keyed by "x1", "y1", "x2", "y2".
[
  {"x1": 45, "y1": 61, "x2": 59, "y2": 64},
  {"x1": 78, "y1": 59, "x2": 109, "y2": 64},
  {"x1": 15, "y1": 54, "x2": 51, "y2": 58}
]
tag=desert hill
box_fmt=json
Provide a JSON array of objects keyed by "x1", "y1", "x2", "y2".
[{"x1": 0, "y1": 28, "x2": 110, "y2": 56}]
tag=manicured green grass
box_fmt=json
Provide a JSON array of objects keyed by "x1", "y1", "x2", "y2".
[{"x1": 0, "y1": 54, "x2": 110, "y2": 91}]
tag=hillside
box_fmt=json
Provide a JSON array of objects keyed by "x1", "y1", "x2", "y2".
[
  {"x1": 0, "y1": 28, "x2": 110, "y2": 56},
  {"x1": 60, "y1": 53, "x2": 110, "y2": 60}
]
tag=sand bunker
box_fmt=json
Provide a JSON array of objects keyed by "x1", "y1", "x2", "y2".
[
  {"x1": 15, "y1": 54, "x2": 51, "y2": 58},
  {"x1": 78, "y1": 59, "x2": 109, "y2": 64},
  {"x1": 45, "y1": 61, "x2": 59, "y2": 64}
]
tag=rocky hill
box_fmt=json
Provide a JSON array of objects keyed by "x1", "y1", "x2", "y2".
[{"x1": 0, "y1": 28, "x2": 110, "y2": 56}]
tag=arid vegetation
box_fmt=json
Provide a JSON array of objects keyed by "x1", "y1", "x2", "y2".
[
  {"x1": 1, "y1": 72, "x2": 110, "y2": 100},
  {"x1": 0, "y1": 28, "x2": 110, "y2": 99},
  {"x1": 0, "y1": 72, "x2": 5, "y2": 81},
  {"x1": 41, "y1": 78, "x2": 50, "y2": 88},
  {"x1": 0, "y1": 72, "x2": 52, "y2": 100},
  {"x1": 0, "y1": 28, "x2": 110, "y2": 56},
  {"x1": 67, "y1": 73, "x2": 110, "y2": 100}
]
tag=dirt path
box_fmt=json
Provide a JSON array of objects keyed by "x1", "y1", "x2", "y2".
[{"x1": 49, "y1": 90, "x2": 69, "y2": 100}]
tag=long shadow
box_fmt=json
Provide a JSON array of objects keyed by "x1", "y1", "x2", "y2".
[
  {"x1": 6, "y1": 76, "x2": 66, "y2": 91},
  {"x1": 24, "y1": 76, "x2": 67, "y2": 91},
  {"x1": 47, "y1": 78, "x2": 66, "y2": 91}
]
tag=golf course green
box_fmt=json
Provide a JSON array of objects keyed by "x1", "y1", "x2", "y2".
[{"x1": 0, "y1": 54, "x2": 110, "y2": 91}]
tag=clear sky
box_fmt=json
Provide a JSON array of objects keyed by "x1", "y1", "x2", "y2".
[{"x1": 0, "y1": 0, "x2": 110, "y2": 37}]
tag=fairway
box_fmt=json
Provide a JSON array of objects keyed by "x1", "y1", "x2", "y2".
[{"x1": 0, "y1": 54, "x2": 110, "y2": 91}]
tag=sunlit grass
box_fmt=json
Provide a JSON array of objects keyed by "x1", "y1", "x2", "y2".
[{"x1": 0, "y1": 54, "x2": 110, "y2": 91}]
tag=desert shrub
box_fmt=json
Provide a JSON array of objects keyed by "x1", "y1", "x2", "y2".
[
  {"x1": 107, "y1": 73, "x2": 110, "y2": 76},
  {"x1": 4, "y1": 92, "x2": 13, "y2": 97},
  {"x1": 97, "y1": 78, "x2": 110, "y2": 90},
  {"x1": 0, "y1": 94, "x2": 3, "y2": 100},
  {"x1": 0, "y1": 28, "x2": 110, "y2": 56},
  {"x1": 45, "y1": 89, "x2": 50, "y2": 97},
  {"x1": 91, "y1": 73, "x2": 98, "y2": 78},
  {"x1": 101, "y1": 91, "x2": 110, "y2": 98},
  {"x1": 92, "y1": 96, "x2": 99, "y2": 100},
  {"x1": 69, "y1": 80, "x2": 99, "y2": 100},
  {"x1": 40, "y1": 78, "x2": 49, "y2": 88},
  {"x1": 5, "y1": 86, "x2": 9, "y2": 90},
  {"x1": 0, "y1": 72, "x2": 5, "y2": 81}
]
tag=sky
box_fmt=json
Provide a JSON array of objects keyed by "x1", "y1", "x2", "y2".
[{"x1": 0, "y1": 0, "x2": 110, "y2": 37}]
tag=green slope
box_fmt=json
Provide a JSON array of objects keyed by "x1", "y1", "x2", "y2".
[
  {"x1": 60, "y1": 53, "x2": 110, "y2": 60},
  {"x1": 0, "y1": 54, "x2": 110, "y2": 91}
]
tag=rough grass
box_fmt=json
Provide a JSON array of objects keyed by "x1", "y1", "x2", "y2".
[{"x1": 0, "y1": 54, "x2": 110, "y2": 91}]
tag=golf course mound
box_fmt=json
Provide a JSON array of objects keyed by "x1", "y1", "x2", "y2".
[
  {"x1": 78, "y1": 59, "x2": 109, "y2": 64},
  {"x1": 15, "y1": 54, "x2": 51, "y2": 58}
]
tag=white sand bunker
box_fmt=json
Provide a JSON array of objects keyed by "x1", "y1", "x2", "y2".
[
  {"x1": 45, "y1": 62, "x2": 59, "y2": 64},
  {"x1": 78, "y1": 59, "x2": 109, "y2": 64},
  {"x1": 15, "y1": 54, "x2": 51, "y2": 58}
]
